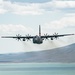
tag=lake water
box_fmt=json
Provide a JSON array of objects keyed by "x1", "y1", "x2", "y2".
[{"x1": 0, "y1": 63, "x2": 75, "y2": 75}]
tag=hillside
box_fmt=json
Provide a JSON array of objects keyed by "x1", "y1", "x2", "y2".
[{"x1": 0, "y1": 43, "x2": 75, "y2": 63}]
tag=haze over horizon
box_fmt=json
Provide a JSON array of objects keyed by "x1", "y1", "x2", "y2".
[{"x1": 0, "y1": 0, "x2": 75, "y2": 54}]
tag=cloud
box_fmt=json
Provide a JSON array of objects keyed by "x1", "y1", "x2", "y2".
[
  {"x1": 44, "y1": 13, "x2": 75, "y2": 29},
  {"x1": 0, "y1": 8, "x2": 7, "y2": 14},
  {"x1": 52, "y1": 1, "x2": 75, "y2": 8},
  {"x1": 0, "y1": 0, "x2": 8, "y2": 14},
  {"x1": 0, "y1": 0, "x2": 75, "y2": 15},
  {"x1": 5, "y1": 0, "x2": 51, "y2": 3},
  {"x1": 0, "y1": 24, "x2": 33, "y2": 33},
  {"x1": 1, "y1": 0, "x2": 45, "y2": 15}
]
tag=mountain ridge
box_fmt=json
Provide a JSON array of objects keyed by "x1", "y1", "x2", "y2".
[{"x1": 0, "y1": 43, "x2": 75, "y2": 63}]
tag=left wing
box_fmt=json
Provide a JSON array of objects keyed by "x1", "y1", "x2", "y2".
[{"x1": 41, "y1": 34, "x2": 74, "y2": 40}]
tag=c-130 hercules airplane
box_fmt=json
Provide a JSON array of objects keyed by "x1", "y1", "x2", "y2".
[{"x1": 1, "y1": 25, "x2": 74, "y2": 44}]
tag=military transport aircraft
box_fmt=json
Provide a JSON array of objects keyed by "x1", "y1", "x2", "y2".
[{"x1": 1, "y1": 25, "x2": 74, "y2": 44}]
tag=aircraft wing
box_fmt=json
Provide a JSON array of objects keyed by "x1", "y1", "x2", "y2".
[
  {"x1": 1, "y1": 36, "x2": 34, "y2": 38},
  {"x1": 1, "y1": 35, "x2": 34, "y2": 41},
  {"x1": 41, "y1": 34, "x2": 74, "y2": 39}
]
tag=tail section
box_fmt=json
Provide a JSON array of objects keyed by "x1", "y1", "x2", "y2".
[{"x1": 39, "y1": 25, "x2": 41, "y2": 36}]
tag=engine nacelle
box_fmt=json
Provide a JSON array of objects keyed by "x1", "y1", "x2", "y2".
[
  {"x1": 23, "y1": 38, "x2": 25, "y2": 41},
  {"x1": 51, "y1": 37, "x2": 53, "y2": 40}
]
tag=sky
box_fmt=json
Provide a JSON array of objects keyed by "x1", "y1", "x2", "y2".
[{"x1": 0, "y1": 0, "x2": 75, "y2": 54}]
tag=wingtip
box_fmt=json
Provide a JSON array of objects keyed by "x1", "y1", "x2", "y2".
[
  {"x1": 1, "y1": 36, "x2": 5, "y2": 38},
  {"x1": 73, "y1": 34, "x2": 75, "y2": 35},
  {"x1": 1, "y1": 36, "x2": 8, "y2": 38}
]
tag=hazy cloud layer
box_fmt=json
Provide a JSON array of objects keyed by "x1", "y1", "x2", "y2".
[
  {"x1": 0, "y1": 14, "x2": 75, "y2": 33},
  {"x1": 44, "y1": 13, "x2": 75, "y2": 29},
  {"x1": 0, "y1": 24, "x2": 33, "y2": 33},
  {"x1": 0, "y1": 0, "x2": 75, "y2": 15},
  {"x1": 5, "y1": 0, "x2": 51, "y2": 3},
  {"x1": 0, "y1": 0, "x2": 75, "y2": 32}
]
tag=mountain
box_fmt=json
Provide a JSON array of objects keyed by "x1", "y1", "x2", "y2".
[{"x1": 0, "y1": 43, "x2": 75, "y2": 63}]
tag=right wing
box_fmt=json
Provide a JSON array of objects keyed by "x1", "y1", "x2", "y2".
[{"x1": 1, "y1": 34, "x2": 34, "y2": 41}]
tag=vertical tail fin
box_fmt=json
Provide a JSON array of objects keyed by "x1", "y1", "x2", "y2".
[{"x1": 39, "y1": 25, "x2": 41, "y2": 36}]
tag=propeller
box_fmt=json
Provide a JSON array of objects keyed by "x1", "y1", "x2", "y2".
[
  {"x1": 53, "y1": 32, "x2": 58, "y2": 35},
  {"x1": 53, "y1": 33, "x2": 59, "y2": 40},
  {"x1": 44, "y1": 33, "x2": 48, "y2": 36},
  {"x1": 26, "y1": 34, "x2": 31, "y2": 41},
  {"x1": 44, "y1": 33, "x2": 49, "y2": 40},
  {"x1": 16, "y1": 34, "x2": 21, "y2": 41}
]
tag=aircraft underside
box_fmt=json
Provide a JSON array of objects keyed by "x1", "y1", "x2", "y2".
[{"x1": 33, "y1": 37, "x2": 43, "y2": 44}]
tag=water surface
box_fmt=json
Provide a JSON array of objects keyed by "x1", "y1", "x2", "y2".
[{"x1": 0, "y1": 63, "x2": 75, "y2": 75}]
